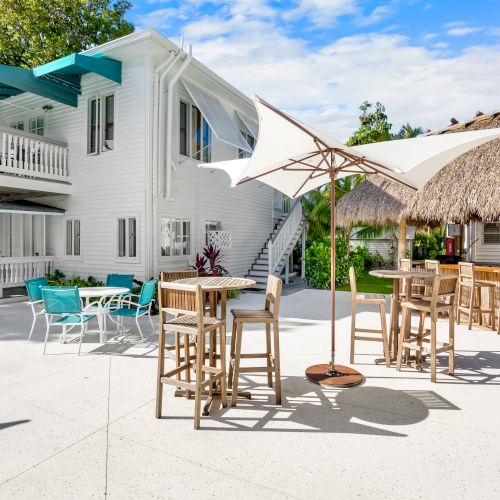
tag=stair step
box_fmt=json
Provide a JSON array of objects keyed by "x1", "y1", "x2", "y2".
[
  {"x1": 256, "y1": 258, "x2": 268, "y2": 265},
  {"x1": 252, "y1": 264, "x2": 268, "y2": 271},
  {"x1": 248, "y1": 270, "x2": 269, "y2": 277},
  {"x1": 247, "y1": 275, "x2": 268, "y2": 284}
]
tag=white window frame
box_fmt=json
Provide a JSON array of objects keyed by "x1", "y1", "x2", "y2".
[
  {"x1": 159, "y1": 216, "x2": 192, "y2": 258},
  {"x1": 64, "y1": 217, "x2": 82, "y2": 261},
  {"x1": 116, "y1": 215, "x2": 139, "y2": 262},
  {"x1": 29, "y1": 115, "x2": 44, "y2": 136},
  {"x1": 205, "y1": 220, "x2": 222, "y2": 244},
  {"x1": 179, "y1": 100, "x2": 211, "y2": 163},
  {"x1": 483, "y1": 222, "x2": 500, "y2": 245},
  {"x1": 87, "y1": 92, "x2": 115, "y2": 156},
  {"x1": 238, "y1": 130, "x2": 255, "y2": 159}
]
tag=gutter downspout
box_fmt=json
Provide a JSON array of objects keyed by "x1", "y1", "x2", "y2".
[{"x1": 165, "y1": 44, "x2": 192, "y2": 198}]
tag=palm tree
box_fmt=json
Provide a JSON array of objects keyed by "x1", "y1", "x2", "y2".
[{"x1": 394, "y1": 123, "x2": 424, "y2": 139}]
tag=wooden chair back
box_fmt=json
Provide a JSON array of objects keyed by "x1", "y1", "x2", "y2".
[
  {"x1": 399, "y1": 258, "x2": 412, "y2": 271},
  {"x1": 429, "y1": 276, "x2": 458, "y2": 314},
  {"x1": 458, "y1": 262, "x2": 475, "y2": 285},
  {"x1": 425, "y1": 260, "x2": 440, "y2": 273},
  {"x1": 349, "y1": 267, "x2": 357, "y2": 297},
  {"x1": 265, "y1": 275, "x2": 283, "y2": 320},
  {"x1": 158, "y1": 281, "x2": 204, "y2": 326},
  {"x1": 159, "y1": 270, "x2": 199, "y2": 315}
]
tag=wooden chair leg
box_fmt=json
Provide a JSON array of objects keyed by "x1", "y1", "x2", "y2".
[
  {"x1": 194, "y1": 332, "x2": 204, "y2": 430},
  {"x1": 273, "y1": 319, "x2": 282, "y2": 405},
  {"x1": 449, "y1": 308, "x2": 455, "y2": 376},
  {"x1": 430, "y1": 318, "x2": 437, "y2": 383},
  {"x1": 184, "y1": 333, "x2": 192, "y2": 399},
  {"x1": 265, "y1": 323, "x2": 273, "y2": 388},
  {"x1": 350, "y1": 302, "x2": 356, "y2": 364},
  {"x1": 416, "y1": 311, "x2": 425, "y2": 366},
  {"x1": 379, "y1": 303, "x2": 390, "y2": 367},
  {"x1": 219, "y1": 324, "x2": 228, "y2": 408},
  {"x1": 468, "y1": 288, "x2": 474, "y2": 330},
  {"x1": 228, "y1": 319, "x2": 236, "y2": 386},
  {"x1": 489, "y1": 286, "x2": 495, "y2": 331},
  {"x1": 396, "y1": 307, "x2": 408, "y2": 371},
  {"x1": 156, "y1": 326, "x2": 165, "y2": 419},
  {"x1": 175, "y1": 331, "x2": 181, "y2": 384},
  {"x1": 231, "y1": 322, "x2": 243, "y2": 407}
]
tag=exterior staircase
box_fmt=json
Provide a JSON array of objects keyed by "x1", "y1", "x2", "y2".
[{"x1": 246, "y1": 201, "x2": 305, "y2": 290}]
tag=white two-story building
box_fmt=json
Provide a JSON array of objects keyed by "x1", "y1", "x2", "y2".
[{"x1": 0, "y1": 29, "x2": 305, "y2": 295}]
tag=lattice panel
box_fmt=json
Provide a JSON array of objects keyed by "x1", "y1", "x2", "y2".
[{"x1": 206, "y1": 231, "x2": 232, "y2": 249}]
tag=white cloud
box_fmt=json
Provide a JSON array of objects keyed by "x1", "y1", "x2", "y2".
[
  {"x1": 445, "y1": 21, "x2": 484, "y2": 36},
  {"x1": 357, "y1": 5, "x2": 395, "y2": 27},
  {"x1": 283, "y1": 0, "x2": 359, "y2": 27},
  {"x1": 139, "y1": 5, "x2": 500, "y2": 140}
]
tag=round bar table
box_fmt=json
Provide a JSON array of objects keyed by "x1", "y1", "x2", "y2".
[
  {"x1": 78, "y1": 286, "x2": 130, "y2": 343},
  {"x1": 369, "y1": 269, "x2": 436, "y2": 362},
  {"x1": 169, "y1": 276, "x2": 256, "y2": 414}
]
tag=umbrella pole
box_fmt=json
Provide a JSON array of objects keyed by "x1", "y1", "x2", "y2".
[{"x1": 304, "y1": 167, "x2": 364, "y2": 387}]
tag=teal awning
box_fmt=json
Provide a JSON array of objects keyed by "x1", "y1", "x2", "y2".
[{"x1": 0, "y1": 53, "x2": 121, "y2": 108}]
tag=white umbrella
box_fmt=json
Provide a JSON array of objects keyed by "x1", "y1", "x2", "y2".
[{"x1": 202, "y1": 95, "x2": 500, "y2": 387}]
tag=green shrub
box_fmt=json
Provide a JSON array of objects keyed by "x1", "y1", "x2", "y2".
[
  {"x1": 365, "y1": 250, "x2": 386, "y2": 268},
  {"x1": 305, "y1": 237, "x2": 367, "y2": 289},
  {"x1": 46, "y1": 270, "x2": 104, "y2": 287}
]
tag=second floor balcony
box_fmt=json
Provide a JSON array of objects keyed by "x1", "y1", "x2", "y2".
[{"x1": 0, "y1": 125, "x2": 70, "y2": 186}]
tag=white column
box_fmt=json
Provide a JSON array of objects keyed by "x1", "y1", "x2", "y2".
[{"x1": 301, "y1": 228, "x2": 306, "y2": 279}]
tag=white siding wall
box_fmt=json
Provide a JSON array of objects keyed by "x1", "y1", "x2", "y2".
[
  {"x1": 471, "y1": 221, "x2": 500, "y2": 264},
  {"x1": 155, "y1": 83, "x2": 274, "y2": 277},
  {"x1": 1, "y1": 56, "x2": 150, "y2": 282}
]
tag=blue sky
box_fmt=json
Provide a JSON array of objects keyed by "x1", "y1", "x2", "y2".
[{"x1": 129, "y1": 0, "x2": 500, "y2": 139}]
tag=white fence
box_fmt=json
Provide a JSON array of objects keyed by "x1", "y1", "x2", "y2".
[
  {"x1": 0, "y1": 126, "x2": 69, "y2": 182},
  {"x1": 268, "y1": 201, "x2": 303, "y2": 274},
  {"x1": 0, "y1": 257, "x2": 54, "y2": 297},
  {"x1": 206, "y1": 231, "x2": 232, "y2": 249}
]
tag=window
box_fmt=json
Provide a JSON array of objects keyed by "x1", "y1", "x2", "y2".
[
  {"x1": 238, "y1": 130, "x2": 255, "y2": 159},
  {"x1": 483, "y1": 222, "x2": 500, "y2": 244},
  {"x1": 160, "y1": 217, "x2": 191, "y2": 256},
  {"x1": 65, "y1": 219, "x2": 81, "y2": 256},
  {"x1": 179, "y1": 101, "x2": 211, "y2": 162},
  {"x1": 117, "y1": 217, "x2": 137, "y2": 258},
  {"x1": 29, "y1": 116, "x2": 44, "y2": 136},
  {"x1": 87, "y1": 93, "x2": 114, "y2": 155},
  {"x1": 10, "y1": 120, "x2": 24, "y2": 131},
  {"x1": 205, "y1": 220, "x2": 222, "y2": 244}
]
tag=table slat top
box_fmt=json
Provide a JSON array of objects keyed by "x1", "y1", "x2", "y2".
[
  {"x1": 169, "y1": 276, "x2": 256, "y2": 291},
  {"x1": 369, "y1": 270, "x2": 437, "y2": 279}
]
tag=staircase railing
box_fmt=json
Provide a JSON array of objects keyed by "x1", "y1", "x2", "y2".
[{"x1": 268, "y1": 200, "x2": 303, "y2": 274}]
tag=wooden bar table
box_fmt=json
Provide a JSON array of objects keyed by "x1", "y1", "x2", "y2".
[
  {"x1": 369, "y1": 269, "x2": 437, "y2": 361},
  {"x1": 170, "y1": 276, "x2": 256, "y2": 414}
]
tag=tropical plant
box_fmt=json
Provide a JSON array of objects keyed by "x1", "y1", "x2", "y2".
[
  {"x1": 193, "y1": 254, "x2": 207, "y2": 274},
  {"x1": 45, "y1": 270, "x2": 104, "y2": 287},
  {"x1": 394, "y1": 123, "x2": 424, "y2": 139},
  {"x1": 413, "y1": 226, "x2": 446, "y2": 259},
  {"x1": 193, "y1": 245, "x2": 228, "y2": 276},
  {"x1": 346, "y1": 101, "x2": 392, "y2": 146},
  {"x1": 0, "y1": 0, "x2": 134, "y2": 68}
]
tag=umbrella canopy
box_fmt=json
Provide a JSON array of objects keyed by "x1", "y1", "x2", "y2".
[{"x1": 201, "y1": 96, "x2": 500, "y2": 386}]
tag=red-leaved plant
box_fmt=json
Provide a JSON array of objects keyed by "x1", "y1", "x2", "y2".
[{"x1": 193, "y1": 244, "x2": 227, "y2": 276}]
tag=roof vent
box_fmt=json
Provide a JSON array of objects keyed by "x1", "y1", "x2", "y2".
[
  {"x1": 450, "y1": 117, "x2": 459, "y2": 125},
  {"x1": 475, "y1": 111, "x2": 484, "y2": 117}
]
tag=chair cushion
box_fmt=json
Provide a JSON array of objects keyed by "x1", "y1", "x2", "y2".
[
  {"x1": 231, "y1": 309, "x2": 273, "y2": 320},
  {"x1": 109, "y1": 307, "x2": 139, "y2": 317},
  {"x1": 54, "y1": 314, "x2": 96, "y2": 324}
]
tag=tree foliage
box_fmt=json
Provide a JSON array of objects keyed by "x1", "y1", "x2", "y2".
[
  {"x1": 346, "y1": 101, "x2": 392, "y2": 146},
  {"x1": 0, "y1": 0, "x2": 134, "y2": 68}
]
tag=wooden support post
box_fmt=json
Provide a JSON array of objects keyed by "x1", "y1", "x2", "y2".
[{"x1": 398, "y1": 219, "x2": 407, "y2": 264}]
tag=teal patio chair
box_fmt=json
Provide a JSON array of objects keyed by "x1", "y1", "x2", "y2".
[
  {"x1": 41, "y1": 286, "x2": 97, "y2": 355},
  {"x1": 107, "y1": 279, "x2": 157, "y2": 340},
  {"x1": 106, "y1": 274, "x2": 134, "y2": 291},
  {"x1": 25, "y1": 277, "x2": 48, "y2": 341}
]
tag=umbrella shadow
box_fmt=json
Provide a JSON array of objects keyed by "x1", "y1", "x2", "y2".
[
  {"x1": 0, "y1": 420, "x2": 30, "y2": 431},
  {"x1": 201, "y1": 376, "x2": 458, "y2": 435}
]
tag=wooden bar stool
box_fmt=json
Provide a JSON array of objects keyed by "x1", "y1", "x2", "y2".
[
  {"x1": 349, "y1": 267, "x2": 390, "y2": 367},
  {"x1": 228, "y1": 275, "x2": 282, "y2": 407},
  {"x1": 399, "y1": 258, "x2": 424, "y2": 299},
  {"x1": 456, "y1": 262, "x2": 496, "y2": 330},
  {"x1": 397, "y1": 275, "x2": 457, "y2": 382},
  {"x1": 156, "y1": 282, "x2": 227, "y2": 429}
]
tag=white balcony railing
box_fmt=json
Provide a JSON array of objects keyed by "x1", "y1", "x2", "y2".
[
  {"x1": 0, "y1": 125, "x2": 69, "y2": 182},
  {"x1": 268, "y1": 201, "x2": 303, "y2": 274},
  {"x1": 0, "y1": 257, "x2": 54, "y2": 291}
]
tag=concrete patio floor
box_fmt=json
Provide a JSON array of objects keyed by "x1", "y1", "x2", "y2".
[{"x1": 0, "y1": 289, "x2": 499, "y2": 499}]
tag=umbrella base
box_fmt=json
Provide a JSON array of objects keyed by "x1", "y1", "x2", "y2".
[{"x1": 305, "y1": 364, "x2": 364, "y2": 388}]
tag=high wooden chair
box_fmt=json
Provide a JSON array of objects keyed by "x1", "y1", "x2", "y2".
[
  {"x1": 399, "y1": 258, "x2": 424, "y2": 299},
  {"x1": 397, "y1": 275, "x2": 458, "y2": 382},
  {"x1": 156, "y1": 282, "x2": 227, "y2": 429},
  {"x1": 349, "y1": 267, "x2": 390, "y2": 367},
  {"x1": 228, "y1": 275, "x2": 282, "y2": 407},
  {"x1": 456, "y1": 262, "x2": 496, "y2": 330}
]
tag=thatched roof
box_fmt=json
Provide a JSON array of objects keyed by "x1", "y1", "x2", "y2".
[
  {"x1": 336, "y1": 174, "x2": 415, "y2": 227},
  {"x1": 403, "y1": 110, "x2": 500, "y2": 225}
]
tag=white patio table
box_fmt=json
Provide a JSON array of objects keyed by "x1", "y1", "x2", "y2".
[{"x1": 60, "y1": 286, "x2": 130, "y2": 343}]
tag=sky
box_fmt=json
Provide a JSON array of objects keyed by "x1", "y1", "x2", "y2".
[{"x1": 130, "y1": 0, "x2": 500, "y2": 140}]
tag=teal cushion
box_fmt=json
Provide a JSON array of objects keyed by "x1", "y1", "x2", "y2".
[
  {"x1": 54, "y1": 314, "x2": 96, "y2": 324},
  {"x1": 109, "y1": 307, "x2": 139, "y2": 317}
]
